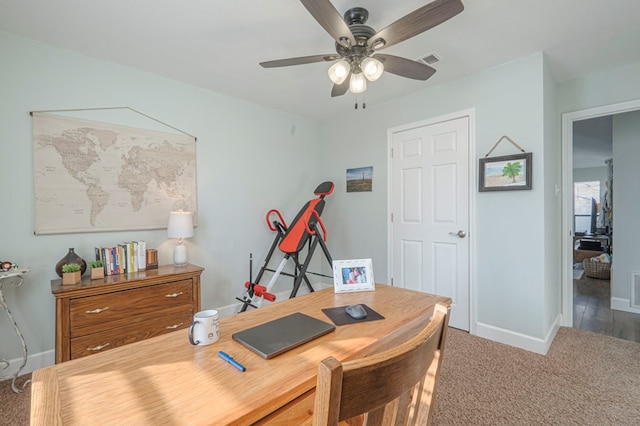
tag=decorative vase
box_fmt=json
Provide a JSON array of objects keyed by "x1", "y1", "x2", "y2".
[{"x1": 55, "y1": 248, "x2": 87, "y2": 277}]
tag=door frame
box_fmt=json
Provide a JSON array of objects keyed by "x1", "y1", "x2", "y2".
[
  {"x1": 387, "y1": 108, "x2": 477, "y2": 334},
  {"x1": 561, "y1": 98, "x2": 640, "y2": 326}
]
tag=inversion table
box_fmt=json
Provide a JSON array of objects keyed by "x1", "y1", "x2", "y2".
[{"x1": 236, "y1": 181, "x2": 334, "y2": 312}]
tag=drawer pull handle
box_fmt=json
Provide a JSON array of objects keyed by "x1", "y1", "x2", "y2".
[
  {"x1": 87, "y1": 343, "x2": 110, "y2": 351},
  {"x1": 86, "y1": 307, "x2": 109, "y2": 314},
  {"x1": 166, "y1": 323, "x2": 184, "y2": 329},
  {"x1": 165, "y1": 292, "x2": 183, "y2": 298}
]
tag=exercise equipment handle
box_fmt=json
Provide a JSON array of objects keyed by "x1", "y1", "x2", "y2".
[
  {"x1": 266, "y1": 209, "x2": 287, "y2": 232},
  {"x1": 304, "y1": 210, "x2": 327, "y2": 242},
  {"x1": 244, "y1": 282, "x2": 276, "y2": 302}
]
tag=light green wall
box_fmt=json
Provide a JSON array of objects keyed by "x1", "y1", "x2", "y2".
[
  {"x1": 612, "y1": 110, "x2": 640, "y2": 302},
  {"x1": 321, "y1": 53, "x2": 551, "y2": 340},
  {"x1": 0, "y1": 31, "x2": 324, "y2": 362},
  {"x1": 558, "y1": 61, "x2": 640, "y2": 113},
  {"x1": 542, "y1": 55, "x2": 562, "y2": 335},
  {"x1": 5, "y1": 29, "x2": 636, "y2": 365}
]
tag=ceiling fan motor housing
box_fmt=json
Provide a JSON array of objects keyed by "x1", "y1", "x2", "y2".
[
  {"x1": 336, "y1": 6, "x2": 376, "y2": 67},
  {"x1": 344, "y1": 7, "x2": 368, "y2": 25}
]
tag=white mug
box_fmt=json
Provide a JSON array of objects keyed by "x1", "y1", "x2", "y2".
[{"x1": 188, "y1": 309, "x2": 219, "y2": 346}]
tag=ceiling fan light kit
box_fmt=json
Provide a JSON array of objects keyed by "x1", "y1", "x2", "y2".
[
  {"x1": 361, "y1": 57, "x2": 384, "y2": 82},
  {"x1": 261, "y1": 0, "x2": 464, "y2": 102},
  {"x1": 328, "y1": 60, "x2": 350, "y2": 84},
  {"x1": 349, "y1": 72, "x2": 367, "y2": 94}
]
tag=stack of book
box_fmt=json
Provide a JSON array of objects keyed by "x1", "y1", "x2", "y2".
[{"x1": 95, "y1": 241, "x2": 147, "y2": 276}]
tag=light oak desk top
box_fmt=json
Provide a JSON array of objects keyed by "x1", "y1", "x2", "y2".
[{"x1": 31, "y1": 284, "x2": 450, "y2": 425}]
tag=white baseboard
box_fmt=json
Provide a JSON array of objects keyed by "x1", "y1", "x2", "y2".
[
  {"x1": 611, "y1": 297, "x2": 640, "y2": 314},
  {"x1": 475, "y1": 314, "x2": 561, "y2": 355},
  {"x1": 0, "y1": 349, "x2": 54, "y2": 382}
]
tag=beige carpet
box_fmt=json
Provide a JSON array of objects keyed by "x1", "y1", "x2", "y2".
[
  {"x1": 0, "y1": 375, "x2": 30, "y2": 426},
  {"x1": 2, "y1": 327, "x2": 639, "y2": 425},
  {"x1": 432, "y1": 327, "x2": 640, "y2": 425}
]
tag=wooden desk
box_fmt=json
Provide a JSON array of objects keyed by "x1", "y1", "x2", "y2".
[{"x1": 31, "y1": 284, "x2": 450, "y2": 425}]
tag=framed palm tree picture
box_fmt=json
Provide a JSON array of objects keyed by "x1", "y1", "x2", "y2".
[{"x1": 479, "y1": 152, "x2": 532, "y2": 192}]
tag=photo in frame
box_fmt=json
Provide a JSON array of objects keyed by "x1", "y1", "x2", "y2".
[
  {"x1": 479, "y1": 152, "x2": 532, "y2": 192},
  {"x1": 332, "y1": 259, "x2": 375, "y2": 293},
  {"x1": 346, "y1": 166, "x2": 373, "y2": 192}
]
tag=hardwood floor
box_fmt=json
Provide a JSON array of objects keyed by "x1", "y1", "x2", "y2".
[{"x1": 573, "y1": 271, "x2": 640, "y2": 343}]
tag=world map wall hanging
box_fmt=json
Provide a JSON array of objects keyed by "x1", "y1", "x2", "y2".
[{"x1": 31, "y1": 110, "x2": 197, "y2": 234}]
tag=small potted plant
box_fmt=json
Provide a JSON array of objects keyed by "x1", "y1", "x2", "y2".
[
  {"x1": 89, "y1": 260, "x2": 104, "y2": 280},
  {"x1": 61, "y1": 263, "x2": 82, "y2": 285}
]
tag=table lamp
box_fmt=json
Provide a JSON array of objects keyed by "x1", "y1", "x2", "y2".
[{"x1": 167, "y1": 211, "x2": 194, "y2": 266}]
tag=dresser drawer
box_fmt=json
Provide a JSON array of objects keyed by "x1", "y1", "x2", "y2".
[
  {"x1": 52, "y1": 264, "x2": 203, "y2": 364},
  {"x1": 70, "y1": 280, "x2": 193, "y2": 336},
  {"x1": 70, "y1": 310, "x2": 193, "y2": 359}
]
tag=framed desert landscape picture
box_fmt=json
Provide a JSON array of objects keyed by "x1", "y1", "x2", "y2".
[{"x1": 479, "y1": 152, "x2": 532, "y2": 192}]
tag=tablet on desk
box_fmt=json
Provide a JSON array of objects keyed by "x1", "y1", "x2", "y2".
[{"x1": 232, "y1": 312, "x2": 335, "y2": 359}]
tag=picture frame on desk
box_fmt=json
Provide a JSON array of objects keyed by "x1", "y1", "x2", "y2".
[{"x1": 332, "y1": 259, "x2": 375, "y2": 293}]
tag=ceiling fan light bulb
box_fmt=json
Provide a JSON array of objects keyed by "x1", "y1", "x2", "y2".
[
  {"x1": 349, "y1": 72, "x2": 367, "y2": 94},
  {"x1": 328, "y1": 60, "x2": 350, "y2": 84},
  {"x1": 362, "y1": 57, "x2": 384, "y2": 81}
]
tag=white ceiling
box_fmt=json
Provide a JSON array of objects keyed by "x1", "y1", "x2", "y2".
[{"x1": 1, "y1": 0, "x2": 640, "y2": 120}]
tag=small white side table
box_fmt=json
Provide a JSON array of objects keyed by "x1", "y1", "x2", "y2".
[{"x1": 0, "y1": 268, "x2": 31, "y2": 393}]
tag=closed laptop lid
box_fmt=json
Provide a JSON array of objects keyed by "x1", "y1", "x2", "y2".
[{"x1": 232, "y1": 312, "x2": 336, "y2": 359}]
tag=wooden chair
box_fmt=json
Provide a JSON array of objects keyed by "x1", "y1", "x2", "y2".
[{"x1": 313, "y1": 303, "x2": 450, "y2": 426}]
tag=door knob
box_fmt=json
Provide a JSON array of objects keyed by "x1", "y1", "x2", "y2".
[{"x1": 449, "y1": 230, "x2": 466, "y2": 238}]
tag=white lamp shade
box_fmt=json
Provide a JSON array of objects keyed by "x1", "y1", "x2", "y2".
[
  {"x1": 328, "y1": 60, "x2": 350, "y2": 84},
  {"x1": 349, "y1": 72, "x2": 367, "y2": 94},
  {"x1": 167, "y1": 211, "x2": 194, "y2": 238},
  {"x1": 361, "y1": 57, "x2": 384, "y2": 81}
]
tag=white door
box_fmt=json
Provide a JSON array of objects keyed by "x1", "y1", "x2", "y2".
[{"x1": 391, "y1": 115, "x2": 470, "y2": 330}]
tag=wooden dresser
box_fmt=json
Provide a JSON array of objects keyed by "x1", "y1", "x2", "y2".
[{"x1": 51, "y1": 264, "x2": 203, "y2": 363}]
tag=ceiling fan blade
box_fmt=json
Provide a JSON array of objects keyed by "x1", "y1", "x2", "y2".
[
  {"x1": 300, "y1": 0, "x2": 355, "y2": 47},
  {"x1": 374, "y1": 54, "x2": 436, "y2": 80},
  {"x1": 331, "y1": 75, "x2": 350, "y2": 97},
  {"x1": 368, "y1": 0, "x2": 464, "y2": 50},
  {"x1": 260, "y1": 54, "x2": 339, "y2": 68}
]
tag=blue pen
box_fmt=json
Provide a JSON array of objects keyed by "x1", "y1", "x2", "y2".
[{"x1": 218, "y1": 351, "x2": 246, "y2": 372}]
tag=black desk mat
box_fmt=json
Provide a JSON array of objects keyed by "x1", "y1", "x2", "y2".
[{"x1": 321, "y1": 304, "x2": 385, "y2": 326}]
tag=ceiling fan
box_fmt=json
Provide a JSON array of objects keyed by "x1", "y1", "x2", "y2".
[{"x1": 260, "y1": 0, "x2": 464, "y2": 98}]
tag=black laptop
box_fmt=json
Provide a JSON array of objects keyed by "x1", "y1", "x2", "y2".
[{"x1": 232, "y1": 312, "x2": 336, "y2": 359}]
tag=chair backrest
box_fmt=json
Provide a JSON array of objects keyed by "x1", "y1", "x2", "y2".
[{"x1": 313, "y1": 303, "x2": 450, "y2": 426}]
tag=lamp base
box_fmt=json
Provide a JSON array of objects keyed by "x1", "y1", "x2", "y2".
[{"x1": 173, "y1": 242, "x2": 188, "y2": 266}]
